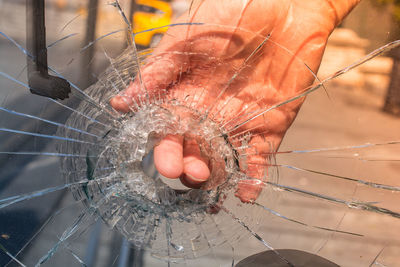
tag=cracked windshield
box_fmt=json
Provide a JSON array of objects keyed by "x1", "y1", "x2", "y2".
[{"x1": 0, "y1": 0, "x2": 399, "y2": 266}]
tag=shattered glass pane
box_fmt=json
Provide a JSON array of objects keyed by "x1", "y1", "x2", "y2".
[{"x1": 0, "y1": 0, "x2": 399, "y2": 266}]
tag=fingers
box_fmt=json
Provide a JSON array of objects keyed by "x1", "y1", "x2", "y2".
[
  {"x1": 154, "y1": 134, "x2": 184, "y2": 179},
  {"x1": 152, "y1": 132, "x2": 268, "y2": 204},
  {"x1": 233, "y1": 153, "x2": 266, "y2": 203},
  {"x1": 234, "y1": 133, "x2": 283, "y2": 203},
  {"x1": 109, "y1": 82, "x2": 140, "y2": 113},
  {"x1": 153, "y1": 134, "x2": 211, "y2": 189},
  {"x1": 235, "y1": 179, "x2": 263, "y2": 203},
  {"x1": 110, "y1": 36, "x2": 189, "y2": 113},
  {"x1": 180, "y1": 139, "x2": 210, "y2": 188},
  {"x1": 110, "y1": 56, "x2": 180, "y2": 113}
]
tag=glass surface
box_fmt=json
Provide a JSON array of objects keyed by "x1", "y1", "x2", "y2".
[{"x1": 0, "y1": 0, "x2": 399, "y2": 266}]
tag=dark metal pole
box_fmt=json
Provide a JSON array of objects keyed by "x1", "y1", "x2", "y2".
[
  {"x1": 128, "y1": 0, "x2": 136, "y2": 25},
  {"x1": 81, "y1": 0, "x2": 99, "y2": 88},
  {"x1": 26, "y1": 0, "x2": 47, "y2": 76},
  {"x1": 383, "y1": 46, "x2": 400, "y2": 116},
  {"x1": 26, "y1": 0, "x2": 71, "y2": 100},
  {"x1": 126, "y1": 0, "x2": 136, "y2": 45}
]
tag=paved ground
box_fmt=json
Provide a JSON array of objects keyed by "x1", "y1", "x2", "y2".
[{"x1": 269, "y1": 81, "x2": 400, "y2": 267}]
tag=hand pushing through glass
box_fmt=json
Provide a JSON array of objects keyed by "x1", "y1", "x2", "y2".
[{"x1": 110, "y1": 0, "x2": 360, "y2": 202}]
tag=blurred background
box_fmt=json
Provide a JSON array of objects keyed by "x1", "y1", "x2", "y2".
[{"x1": 0, "y1": 0, "x2": 399, "y2": 266}]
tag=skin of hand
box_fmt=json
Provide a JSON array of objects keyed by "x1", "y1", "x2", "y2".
[{"x1": 110, "y1": 0, "x2": 360, "y2": 202}]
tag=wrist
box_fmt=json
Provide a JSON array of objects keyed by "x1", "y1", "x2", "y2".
[{"x1": 324, "y1": 0, "x2": 361, "y2": 28}]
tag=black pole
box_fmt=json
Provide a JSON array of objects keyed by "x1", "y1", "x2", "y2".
[
  {"x1": 26, "y1": 0, "x2": 48, "y2": 76},
  {"x1": 80, "y1": 0, "x2": 99, "y2": 88},
  {"x1": 383, "y1": 47, "x2": 400, "y2": 116},
  {"x1": 128, "y1": 0, "x2": 136, "y2": 25},
  {"x1": 26, "y1": 0, "x2": 71, "y2": 100},
  {"x1": 127, "y1": 0, "x2": 136, "y2": 45}
]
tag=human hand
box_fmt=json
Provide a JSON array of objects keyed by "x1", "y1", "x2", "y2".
[{"x1": 110, "y1": 0, "x2": 360, "y2": 202}]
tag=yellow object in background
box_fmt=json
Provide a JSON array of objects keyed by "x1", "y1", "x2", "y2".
[
  {"x1": 133, "y1": 0, "x2": 172, "y2": 47},
  {"x1": 55, "y1": 0, "x2": 67, "y2": 10}
]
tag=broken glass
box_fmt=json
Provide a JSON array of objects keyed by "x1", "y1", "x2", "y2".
[{"x1": 0, "y1": 0, "x2": 399, "y2": 266}]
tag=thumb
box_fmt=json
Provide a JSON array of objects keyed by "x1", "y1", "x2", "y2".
[{"x1": 110, "y1": 36, "x2": 189, "y2": 113}]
